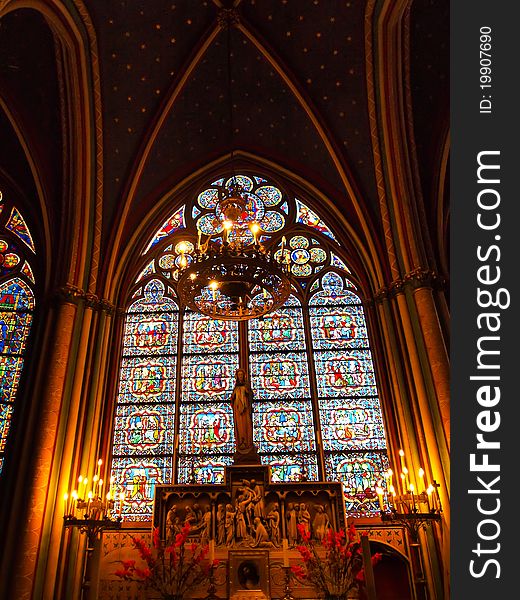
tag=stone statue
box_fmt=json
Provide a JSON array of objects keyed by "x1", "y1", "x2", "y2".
[
  {"x1": 166, "y1": 504, "x2": 182, "y2": 542},
  {"x1": 286, "y1": 502, "x2": 298, "y2": 547},
  {"x1": 298, "y1": 502, "x2": 311, "y2": 539},
  {"x1": 230, "y1": 368, "x2": 254, "y2": 452},
  {"x1": 217, "y1": 503, "x2": 226, "y2": 546},
  {"x1": 225, "y1": 503, "x2": 236, "y2": 547},
  {"x1": 312, "y1": 504, "x2": 331, "y2": 542},
  {"x1": 200, "y1": 505, "x2": 212, "y2": 544},
  {"x1": 266, "y1": 505, "x2": 281, "y2": 547},
  {"x1": 250, "y1": 479, "x2": 265, "y2": 519},
  {"x1": 250, "y1": 517, "x2": 275, "y2": 548}
]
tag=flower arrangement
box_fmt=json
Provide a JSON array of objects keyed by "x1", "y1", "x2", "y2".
[
  {"x1": 291, "y1": 523, "x2": 382, "y2": 600},
  {"x1": 115, "y1": 523, "x2": 219, "y2": 600}
]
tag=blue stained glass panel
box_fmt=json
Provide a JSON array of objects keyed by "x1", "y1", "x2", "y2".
[
  {"x1": 122, "y1": 312, "x2": 178, "y2": 356},
  {"x1": 111, "y1": 456, "x2": 172, "y2": 520},
  {"x1": 177, "y1": 455, "x2": 233, "y2": 484},
  {"x1": 263, "y1": 454, "x2": 319, "y2": 482},
  {"x1": 117, "y1": 356, "x2": 176, "y2": 403},
  {"x1": 181, "y1": 354, "x2": 238, "y2": 402},
  {"x1": 249, "y1": 309, "x2": 305, "y2": 352},
  {"x1": 113, "y1": 403, "x2": 175, "y2": 455},
  {"x1": 310, "y1": 306, "x2": 369, "y2": 350},
  {"x1": 0, "y1": 355, "x2": 24, "y2": 403},
  {"x1": 0, "y1": 403, "x2": 14, "y2": 451},
  {"x1": 319, "y1": 397, "x2": 386, "y2": 451},
  {"x1": 250, "y1": 352, "x2": 310, "y2": 399},
  {"x1": 314, "y1": 350, "x2": 377, "y2": 398},
  {"x1": 324, "y1": 451, "x2": 389, "y2": 517},
  {"x1": 253, "y1": 401, "x2": 316, "y2": 453},
  {"x1": 183, "y1": 314, "x2": 238, "y2": 353},
  {"x1": 179, "y1": 402, "x2": 235, "y2": 454}
]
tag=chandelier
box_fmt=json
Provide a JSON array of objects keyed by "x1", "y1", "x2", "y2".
[
  {"x1": 175, "y1": 180, "x2": 291, "y2": 320},
  {"x1": 174, "y1": 11, "x2": 291, "y2": 320}
]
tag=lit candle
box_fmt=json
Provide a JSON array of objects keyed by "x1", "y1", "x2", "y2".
[
  {"x1": 389, "y1": 485, "x2": 396, "y2": 509},
  {"x1": 250, "y1": 222, "x2": 260, "y2": 245},
  {"x1": 402, "y1": 467, "x2": 409, "y2": 491},
  {"x1": 280, "y1": 236, "x2": 286, "y2": 253},
  {"x1": 197, "y1": 229, "x2": 202, "y2": 249},
  {"x1": 96, "y1": 458, "x2": 103, "y2": 479},
  {"x1": 87, "y1": 491, "x2": 93, "y2": 518},
  {"x1": 64, "y1": 493, "x2": 69, "y2": 517},
  {"x1": 418, "y1": 468, "x2": 426, "y2": 497},
  {"x1": 375, "y1": 486, "x2": 384, "y2": 511},
  {"x1": 119, "y1": 491, "x2": 125, "y2": 517},
  {"x1": 409, "y1": 483, "x2": 416, "y2": 510},
  {"x1": 282, "y1": 538, "x2": 289, "y2": 568},
  {"x1": 426, "y1": 485, "x2": 434, "y2": 511},
  {"x1": 71, "y1": 490, "x2": 78, "y2": 516},
  {"x1": 82, "y1": 477, "x2": 88, "y2": 500},
  {"x1": 386, "y1": 468, "x2": 393, "y2": 490}
]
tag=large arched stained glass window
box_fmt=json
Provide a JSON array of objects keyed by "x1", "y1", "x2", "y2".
[
  {"x1": 110, "y1": 173, "x2": 388, "y2": 520},
  {"x1": 0, "y1": 191, "x2": 36, "y2": 473}
]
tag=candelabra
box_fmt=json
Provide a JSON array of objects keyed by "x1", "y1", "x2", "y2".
[
  {"x1": 376, "y1": 452, "x2": 443, "y2": 600},
  {"x1": 63, "y1": 460, "x2": 123, "y2": 600}
]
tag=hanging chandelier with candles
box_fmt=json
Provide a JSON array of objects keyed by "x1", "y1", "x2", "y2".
[
  {"x1": 172, "y1": 9, "x2": 291, "y2": 321},
  {"x1": 174, "y1": 179, "x2": 292, "y2": 321}
]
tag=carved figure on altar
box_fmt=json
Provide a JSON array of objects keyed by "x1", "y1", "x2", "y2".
[
  {"x1": 266, "y1": 505, "x2": 281, "y2": 547},
  {"x1": 298, "y1": 502, "x2": 311, "y2": 539},
  {"x1": 200, "y1": 505, "x2": 212, "y2": 544},
  {"x1": 312, "y1": 504, "x2": 332, "y2": 542},
  {"x1": 251, "y1": 517, "x2": 275, "y2": 548},
  {"x1": 225, "y1": 503, "x2": 236, "y2": 547},
  {"x1": 230, "y1": 368, "x2": 254, "y2": 452},
  {"x1": 250, "y1": 478, "x2": 265, "y2": 519},
  {"x1": 166, "y1": 504, "x2": 181, "y2": 542},
  {"x1": 216, "y1": 503, "x2": 226, "y2": 546},
  {"x1": 286, "y1": 502, "x2": 298, "y2": 547}
]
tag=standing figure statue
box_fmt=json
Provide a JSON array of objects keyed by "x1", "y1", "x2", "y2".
[{"x1": 230, "y1": 368, "x2": 255, "y2": 455}]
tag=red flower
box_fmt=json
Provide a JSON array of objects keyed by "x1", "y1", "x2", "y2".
[
  {"x1": 291, "y1": 564, "x2": 307, "y2": 579},
  {"x1": 153, "y1": 526, "x2": 161, "y2": 549},
  {"x1": 121, "y1": 559, "x2": 136, "y2": 570},
  {"x1": 114, "y1": 568, "x2": 131, "y2": 580},
  {"x1": 296, "y1": 523, "x2": 311, "y2": 542},
  {"x1": 134, "y1": 567, "x2": 152, "y2": 579},
  {"x1": 371, "y1": 552, "x2": 383, "y2": 566}
]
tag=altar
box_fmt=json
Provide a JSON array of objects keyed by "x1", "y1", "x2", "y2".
[{"x1": 153, "y1": 463, "x2": 347, "y2": 600}]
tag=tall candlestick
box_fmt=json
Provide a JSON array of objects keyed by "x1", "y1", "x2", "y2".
[
  {"x1": 96, "y1": 459, "x2": 103, "y2": 479},
  {"x1": 282, "y1": 538, "x2": 289, "y2": 567}
]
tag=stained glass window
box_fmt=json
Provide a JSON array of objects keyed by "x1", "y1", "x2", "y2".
[
  {"x1": 111, "y1": 279, "x2": 178, "y2": 520},
  {"x1": 110, "y1": 172, "x2": 388, "y2": 520},
  {"x1": 177, "y1": 312, "x2": 238, "y2": 484},
  {"x1": 0, "y1": 192, "x2": 36, "y2": 473},
  {"x1": 249, "y1": 295, "x2": 319, "y2": 481},
  {"x1": 310, "y1": 272, "x2": 388, "y2": 516}
]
